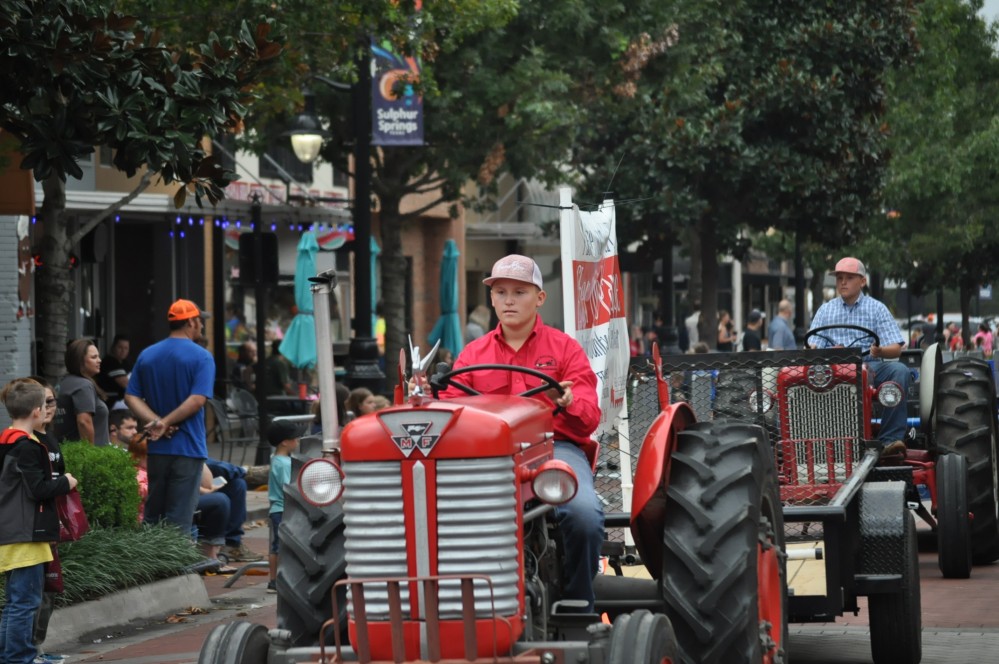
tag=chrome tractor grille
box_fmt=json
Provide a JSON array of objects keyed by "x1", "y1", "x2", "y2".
[
  {"x1": 786, "y1": 382, "x2": 861, "y2": 442},
  {"x1": 342, "y1": 461, "x2": 409, "y2": 614},
  {"x1": 341, "y1": 456, "x2": 519, "y2": 620},
  {"x1": 436, "y1": 458, "x2": 519, "y2": 617}
]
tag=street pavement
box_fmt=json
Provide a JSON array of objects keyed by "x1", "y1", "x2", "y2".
[{"x1": 40, "y1": 491, "x2": 999, "y2": 663}]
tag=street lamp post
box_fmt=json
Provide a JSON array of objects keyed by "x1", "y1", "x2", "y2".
[{"x1": 286, "y1": 69, "x2": 384, "y2": 394}]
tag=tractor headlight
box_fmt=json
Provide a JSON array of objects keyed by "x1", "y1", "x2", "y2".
[
  {"x1": 877, "y1": 382, "x2": 904, "y2": 408},
  {"x1": 749, "y1": 389, "x2": 774, "y2": 413},
  {"x1": 807, "y1": 365, "x2": 833, "y2": 390},
  {"x1": 298, "y1": 458, "x2": 345, "y2": 507},
  {"x1": 532, "y1": 460, "x2": 578, "y2": 505}
]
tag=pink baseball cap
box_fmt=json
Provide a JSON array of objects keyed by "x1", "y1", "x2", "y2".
[
  {"x1": 830, "y1": 257, "x2": 867, "y2": 278},
  {"x1": 483, "y1": 254, "x2": 543, "y2": 289}
]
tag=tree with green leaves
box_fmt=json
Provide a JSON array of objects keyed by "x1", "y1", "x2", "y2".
[
  {"x1": 878, "y1": 0, "x2": 999, "y2": 343},
  {"x1": 125, "y1": 0, "x2": 677, "y2": 383},
  {"x1": 572, "y1": 1, "x2": 918, "y2": 345},
  {"x1": 0, "y1": 0, "x2": 282, "y2": 381}
]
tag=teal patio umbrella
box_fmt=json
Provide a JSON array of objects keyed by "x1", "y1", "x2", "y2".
[
  {"x1": 428, "y1": 239, "x2": 463, "y2": 358},
  {"x1": 280, "y1": 231, "x2": 320, "y2": 370}
]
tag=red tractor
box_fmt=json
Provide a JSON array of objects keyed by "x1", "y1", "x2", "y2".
[
  {"x1": 199, "y1": 272, "x2": 787, "y2": 664},
  {"x1": 661, "y1": 331, "x2": 927, "y2": 664}
]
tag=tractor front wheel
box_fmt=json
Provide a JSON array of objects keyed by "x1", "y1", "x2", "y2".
[
  {"x1": 936, "y1": 453, "x2": 972, "y2": 578},
  {"x1": 198, "y1": 621, "x2": 269, "y2": 664},
  {"x1": 935, "y1": 358, "x2": 999, "y2": 564},
  {"x1": 276, "y1": 482, "x2": 348, "y2": 647},
  {"x1": 607, "y1": 610, "x2": 678, "y2": 664},
  {"x1": 661, "y1": 421, "x2": 787, "y2": 664}
]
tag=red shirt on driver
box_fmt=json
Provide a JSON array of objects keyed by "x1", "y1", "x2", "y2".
[{"x1": 439, "y1": 314, "x2": 600, "y2": 448}]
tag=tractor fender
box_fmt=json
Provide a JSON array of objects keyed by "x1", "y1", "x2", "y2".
[
  {"x1": 629, "y1": 402, "x2": 696, "y2": 579},
  {"x1": 857, "y1": 481, "x2": 908, "y2": 577},
  {"x1": 919, "y1": 342, "x2": 942, "y2": 433}
]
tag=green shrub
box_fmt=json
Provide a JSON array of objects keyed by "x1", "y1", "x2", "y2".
[
  {"x1": 0, "y1": 525, "x2": 203, "y2": 608},
  {"x1": 61, "y1": 441, "x2": 141, "y2": 529}
]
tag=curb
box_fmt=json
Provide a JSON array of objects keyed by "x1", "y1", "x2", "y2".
[{"x1": 46, "y1": 573, "x2": 211, "y2": 648}]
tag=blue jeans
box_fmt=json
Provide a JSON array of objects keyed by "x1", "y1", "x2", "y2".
[
  {"x1": 553, "y1": 441, "x2": 605, "y2": 612},
  {"x1": 144, "y1": 454, "x2": 204, "y2": 532},
  {"x1": 196, "y1": 492, "x2": 231, "y2": 546},
  {"x1": 1, "y1": 562, "x2": 44, "y2": 664},
  {"x1": 206, "y1": 459, "x2": 248, "y2": 546},
  {"x1": 870, "y1": 360, "x2": 912, "y2": 444},
  {"x1": 268, "y1": 511, "x2": 283, "y2": 555}
]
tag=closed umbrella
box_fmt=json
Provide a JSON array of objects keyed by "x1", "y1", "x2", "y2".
[
  {"x1": 428, "y1": 239, "x2": 463, "y2": 358},
  {"x1": 371, "y1": 236, "x2": 381, "y2": 335},
  {"x1": 280, "y1": 232, "x2": 320, "y2": 371}
]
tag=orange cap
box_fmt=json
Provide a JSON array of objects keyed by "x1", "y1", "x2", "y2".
[{"x1": 167, "y1": 299, "x2": 209, "y2": 321}]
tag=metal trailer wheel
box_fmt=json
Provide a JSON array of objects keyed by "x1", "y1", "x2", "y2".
[
  {"x1": 936, "y1": 453, "x2": 972, "y2": 578},
  {"x1": 276, "y1": 482, "x2": 348, "y2": 647},
  {"x1": 661, "y1": 421, "x2": 788, "y2": 664},
  {"x1": 607, "y1": 610, "x2": 679, "y2": 664},
  {"x1": 198, "y1": 621, "x2": 269, "y2": 664},
  {"x1": 868, "y1": 510, "x2": 922, "y2": 664},
  {"x1": 935, "y1": 358, "x2": 999, "y2": 563}
]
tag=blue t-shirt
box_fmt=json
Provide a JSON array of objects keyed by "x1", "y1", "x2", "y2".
[
  {"x1": 269, "y1": 454, "x2": 292, "y2": 514},
  {"x1": 126, "y1": 337, "x2": 215, "y2": 459}
]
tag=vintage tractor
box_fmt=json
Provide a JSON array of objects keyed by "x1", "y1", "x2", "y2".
[
  {"x1": 704, "y1": 325, "x2": 999, "y2": 579},
  {"x1": 660, "y1": 330, "x2": 925, "y2": 664},
  {"x1": 199, "y1": 271, "x2": 787, "y2": 664}
]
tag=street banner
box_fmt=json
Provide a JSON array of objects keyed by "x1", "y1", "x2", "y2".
[
  {"x1": 371, "y1": 38, "x2": 424, "y2": 146},
  {"x1": 558, "y1": 188, "x2": 628, "y2": 437}
]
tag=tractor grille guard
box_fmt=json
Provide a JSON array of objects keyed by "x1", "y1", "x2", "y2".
[
  {"x1": 325, "y1": 574, "x2": 518, "y2": 664},
  {"x1": 651, "y1": 348, "x2": 873, "y2": 508}
]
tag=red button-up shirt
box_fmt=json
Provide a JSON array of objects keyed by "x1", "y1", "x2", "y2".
[{"x1": 439, "y1": 315, "x2": 600, "y2": 448}]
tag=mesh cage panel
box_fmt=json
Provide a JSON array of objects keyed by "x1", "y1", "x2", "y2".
[{"x1": 593, "y1": 365, "x2": 663, "y2": 543}]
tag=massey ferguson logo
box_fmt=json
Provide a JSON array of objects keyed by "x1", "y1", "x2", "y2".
[{"x1": 390, "y1": 422, "x2": 440, "y2": 458}]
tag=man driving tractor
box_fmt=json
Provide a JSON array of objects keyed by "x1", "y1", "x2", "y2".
[
  {"x1": 438, "y1": 254, "x2": 604, "y2": 611},
  {"x1": 808, "y1": 256, "x2": 911, "y2": 457}
]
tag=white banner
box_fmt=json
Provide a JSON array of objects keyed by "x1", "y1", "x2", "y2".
[{"x1": 558, "y1": 188, "x2": 628, "y2": 437}]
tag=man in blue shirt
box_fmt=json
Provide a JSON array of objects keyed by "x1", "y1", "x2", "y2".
[
  {"x1": 126, "y1": 299, "x2": 216, "y2": 531},
  {"x1": 768, "y1": 299, "x2": 797, "y2": 350},
  {"x1": 808, "y1": 258, "x2": 909, "y2": 456}
]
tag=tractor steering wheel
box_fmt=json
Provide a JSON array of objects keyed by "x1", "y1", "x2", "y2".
[
  {"x1": 804, "y1": 324, "x2": 882, "y2": 359},
  {"x1": 431, "y1": 363, "x2": 566, "y2": 414}
]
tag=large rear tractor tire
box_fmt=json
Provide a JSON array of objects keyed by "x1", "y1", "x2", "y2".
[
  {"x1": 198, "y1": 621, "x2": 269, "y2": 664},
  {"x1": 276, "y1": 482, "x2": 348, "y2": 647},
  {"x1": 935, "y1": 358, "x2": 999, "y2": 564},
  {"x1": 607, "y1": 610, "x2": 679, "y2": 664},
  {"x1": 868, "y1": 511, "x2": 922, "y2": 664},
  {"x1": 936, "y1": 453, "x2": 972, "y2": 578},
  {"x1": 662, "y1": 421, "x2": 787, "y2": 664}
]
